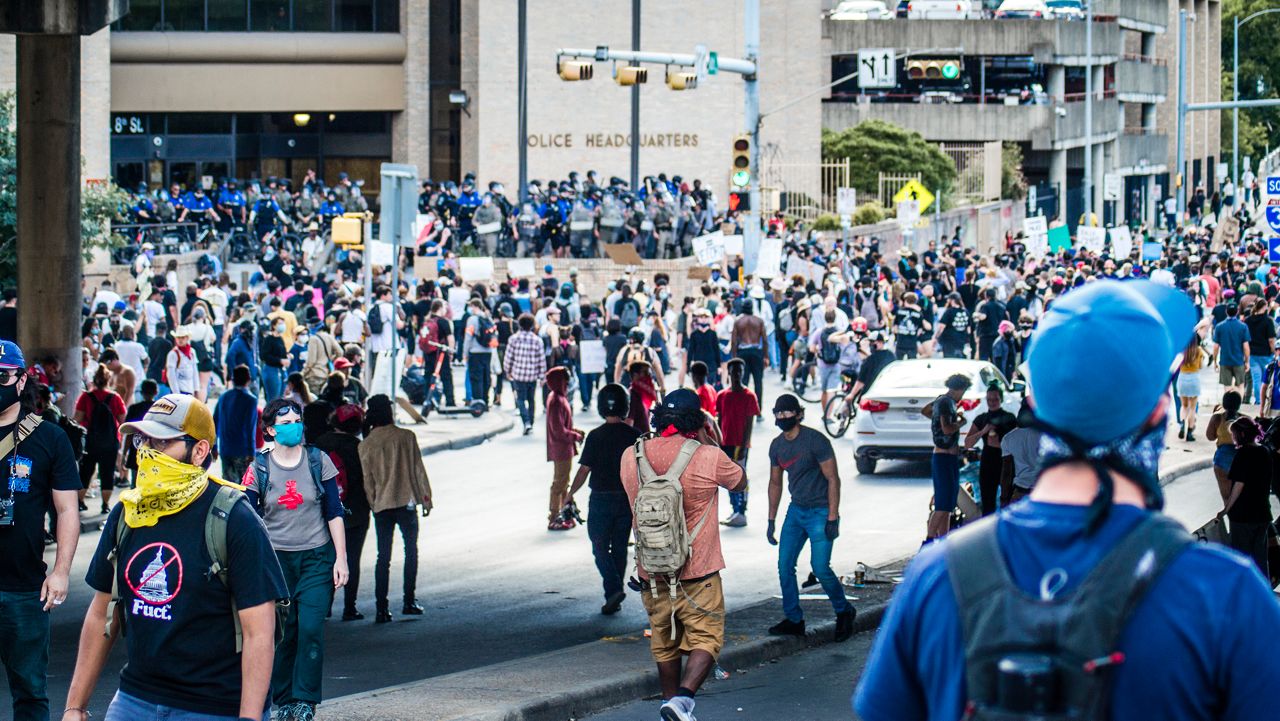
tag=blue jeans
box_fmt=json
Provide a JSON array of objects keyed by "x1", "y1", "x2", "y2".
[
  {"x1": 261, "y1": 365, "x2": 285, "y2": 402},
  {"x1": 0, "y1": 591, "x2": 50, "y2": 721},
  {"x1": 104, "y1": 691, "x2": 270, "y2": 721},
  {"x1": 1249, "y1": 356, "x2": 1269, "y2": 404},
  {"x1": 587, "y1": 492, "x2": 632, "y2": 599},
  {"x1": 577, "y1": 371, "x2": 599, "y2": 408},
  {"x1": 777, "y1": 505, "x2": 850, "y2": 623},
  {"x1": 512, "y1": 379, "x2": 537, "y2": 427}
]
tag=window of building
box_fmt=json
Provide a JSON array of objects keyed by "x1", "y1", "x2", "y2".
[
  {"x1": 335, "y1": 0, "x2": 374, "y2": 31},
  {"x1": 112, "y1": 0, "x2": 397, "y2": 32},
  {"x1": 251, "y1": 0, "x2": 292, "y2": 31},
  {"x1": 293, "y1": 0, "x2": 330, "y2": 30},
  {"x1": 165, "y1": 114, "x2": 234, "y2": 135},
  {"x1": 207, "y1": 0, "x2": 249, "y2": 30},
  {"x1": 165, "y1": 0, "x2": 205, "y2": 31},
  {"x1": 117, "y1": 0, "x2": 161, "y2": 31},
  {"x1": 324, "y1": 112, "x2": 388, "y2": 133}
]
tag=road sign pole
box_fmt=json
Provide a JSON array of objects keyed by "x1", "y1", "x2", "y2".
[{"x1": 743, "y1": 0, "x2": 761, "y2": 276}]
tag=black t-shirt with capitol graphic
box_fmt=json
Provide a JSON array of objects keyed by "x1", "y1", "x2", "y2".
[
  {"x1": 579, "y1": 421, "x2": 643, "y2": 494},
  {"x1": 86, "y1": 485, "x2": 287, "y2": 716},
  {"x1": 0, "y1": 418, "x2": 80, "y2": 592}
]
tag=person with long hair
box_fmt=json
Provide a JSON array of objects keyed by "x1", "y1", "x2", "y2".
[
  {"x1": 283, "y1": 372, "x2": 313, "y2": 407},
  {"x1": 73, "y1": 365, "x2": 127, "y2": 514},
  {"x1": 1221, "y1": 416, "x2": 1273, "y2": 580},
  {"x1": 1206, "y1": 390, "x2": 1243, "y2": 501},
  {"x1": 1176, "y1": 332, "x2": 1206, "y2": 441}
]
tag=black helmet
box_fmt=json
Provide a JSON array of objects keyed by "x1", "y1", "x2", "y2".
[
  {"x1": 628, "y1": 328, "x2": 646, "y2": 343},
  {"x1": 597, "y1": 383, "x2": 629, "y2": 419}
]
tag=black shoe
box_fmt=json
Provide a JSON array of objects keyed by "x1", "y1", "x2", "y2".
[
  {"x1": 523, "y1": 425, "x2": 533, "y2": 436},
  {"x1": 375, "y1": 610, "x2": 392, "y2": 624},
  {"x1": 78, "y1": 501, "x2": 88, "y2": 512},
  {"x1": 342, "y1": 609, "x2": 364, "y2": 621},
  {"x1": 100, "y1": 503, "x2": 109, "y2": 515},
  {"x1": 601, "y1": 591, "x2": 626, "y2": 615},
  {"x1": 1187, "y1": 430, "x2": 1196, "y2": 442},
  {"x1": 1178, "y1": 423, "x2": 1185, "y2": 440},
  {"x1": 402, "y1": 601, "x2": 424, "y2": 615},
  {"x1": 834, "y1": 607, "x2": 857, "y2": 642},
  {"x1": 802, "y1": 572, "x2": 819, "y2": 589},
  {"x1": 768, "y1": 618, "x2": 806, "y2": 637}
]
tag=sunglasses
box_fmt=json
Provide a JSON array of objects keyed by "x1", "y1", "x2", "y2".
[
  {"x1": 132, "y1": 434, "x2": 197, "y2": 450},
  {"x1": 0, "y1": 369, "x2": 23, "y2": 387},
  {"x1": 273, "y1": 405, "x2": 300, "y2": 418}
]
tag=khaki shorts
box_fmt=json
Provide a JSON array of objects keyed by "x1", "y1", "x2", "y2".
[
  {"x1": 1220, "y1": 364, "x2": 1249, "y2": 387},
  {"x1": 641, "y1": 573, "x2": 726, "y2": 663}
]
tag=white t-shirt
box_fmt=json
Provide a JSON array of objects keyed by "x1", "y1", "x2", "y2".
[
  {"x1": 115, "y1": 340, "x2": 149, "y2": 380},
  {"x1": 1001, "y1": 428, "x2": 1043, "y2": 491},
  {"x1": 91, "y1": 289, "x2": 121, "y2": 312},
  {"x1": 143, "y1": 300, "x2": 166, "y2": 337},
  {"x1": 340, "y1": 309, "x2": 367, "y2": 344},
  {"x1": 200, "y1": 286, "x2": 229, "y2": 325},
  {"x1": 367, "y1": 302, "x2": 397, "y2": 353}
]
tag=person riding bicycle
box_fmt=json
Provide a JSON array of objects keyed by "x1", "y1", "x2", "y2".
[{"x1": 846, "y1": 330, "x2": 894, "y2": 406}]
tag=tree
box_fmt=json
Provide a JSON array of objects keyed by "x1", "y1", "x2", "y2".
[
  {"x1": 0, "y1": 91, "x2": 129, "y2": 289},
  {"x1": 1001, "y1": 142, "x2": 1028, "y2": 201},
  {"x1": 1221, "y1": 0, "x2": 1280, "y2": 168},
  {"x1": 821, "y1": 120, "x2": 957, "y2": 201}
]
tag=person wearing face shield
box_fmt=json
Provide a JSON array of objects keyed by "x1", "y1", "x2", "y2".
[
  {"x1": 855, "y1": 280, "x2": 1280, "y2": 721},
  {"x1": 242, "y1": 399, "x2": 348, "y2": 721},
  {"x1": 65, "y1": 393, "x2": 287, "y2": 721}
]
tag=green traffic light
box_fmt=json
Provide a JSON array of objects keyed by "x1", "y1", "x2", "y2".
[
  {"x1": 941, "y1": 62, "x2": 959, "y2": 80},
  {"x1": 731, "y1": 170, "x2": 751, "y2": 188}
]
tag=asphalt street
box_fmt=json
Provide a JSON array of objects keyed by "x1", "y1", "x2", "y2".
[{"x1": 27, "y1": 371, "x2": 939, "y2": 717}]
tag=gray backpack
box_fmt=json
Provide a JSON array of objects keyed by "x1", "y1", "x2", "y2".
[
  {"x1": 946, "y1": 513, "x2": 1190, "y2": 719},
  {"x1": 632, "y1": 438, "x2": 712, "y2": 607}
]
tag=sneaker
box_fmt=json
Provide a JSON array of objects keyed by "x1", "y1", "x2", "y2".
[
  {"x1": 721, "y1": 512, "x2": 747, "y2": 527},
  {"x1": 78, "y1": 501, "x2": 88, "y2": 512},
  {"x1": 834, "y1": 606, "x2": 857, "y2": 642},
  {"x1": 802, "y1": 572, "x2": 819, "y2": 589},
  {"x1": 768, "y1": 618, "x2": 806, "y2": 637},
  {"x1": 548, "y1": 518, "x2": 573, "y2": 531},
  {"x1": 402, "y1": 601, "x2": 424, "y2": 615},
  {"x1": 1177, "y1": 423, "x2": 1185, "y2": 440},
  {"x1": 1186, "y1": 430, "x2": 1196, "y2": 442},
  {"x1": 293, "y1": 702, "x2": 316, "y2": 721},
  {"x1": 659, "y1": 697, "x2": 697, "y2": 721},
  {"x1": 523, "y1": 424, "x2": 533, "y2": 436},
  {"x1": 601, "y1": 591, "x2": 626, "y2": 615},
  {"x1": 100, "y1": 503, "x2": 109, "y2": 515},
  {"x1": 375, "y1": 609, "x2": 392, "y2": 624},
  {"x1": 342, "y1": 608, "x2": 364, "y2": 622},
  {"x1": 272, "y1": 702, "x2": 299, "y2": 721}
]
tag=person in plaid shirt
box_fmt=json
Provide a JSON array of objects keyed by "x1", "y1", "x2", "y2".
[{"x1": 504, "y1": 313, "x2": 546, "y2": 435}]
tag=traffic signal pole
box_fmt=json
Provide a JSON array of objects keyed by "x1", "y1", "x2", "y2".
[{"x1": 743, "y1": 0, "x2": 761, "y2": 276}]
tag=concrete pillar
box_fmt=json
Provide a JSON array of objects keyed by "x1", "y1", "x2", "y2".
[
  {"x1": 1048, "y1": 65, "x2": 1065, "y2": 101},
  {"x1": 1093, "y1": 140, "x2": 1106, "y2": 223},
  {"x1": 1051, "y1": 149, "x2": 1067, "y2": 221},
  {"x1": 1146, "y1": 174, "x2": 1157, "y2": 226},
  {"x1": 392, "y1": 0, "x2": 431, "y2": 174},
  {"x1": 17, "y1": 35, "x2": 82, "y2": 411}
]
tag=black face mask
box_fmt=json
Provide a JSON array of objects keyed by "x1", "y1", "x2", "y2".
[
  {"x1": 0, "y1": 383, "x2": 20, "y2": 416},
  {"x1": 775, "y1": 417, "x2": 799, "y2": 433}
]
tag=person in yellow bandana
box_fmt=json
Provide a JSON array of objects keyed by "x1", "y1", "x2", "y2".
[{"x1": 62, "y1": 394, "x2": 288, "y2": 721}]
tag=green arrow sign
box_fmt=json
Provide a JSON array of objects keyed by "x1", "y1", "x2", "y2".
[{"x1": 708, "y1": 51, "x2": 718, "y2": 75}]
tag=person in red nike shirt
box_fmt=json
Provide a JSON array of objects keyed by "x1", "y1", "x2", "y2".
[{"x1": 716, "y1": 359, "x2": 758, "y2": 528}]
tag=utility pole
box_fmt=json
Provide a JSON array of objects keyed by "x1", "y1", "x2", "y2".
[
  {"x1": 1083, "y1": 0, "x2": 1093, "y2": 220},
  {"x1": 630, "y1": 0, "x2": 641, "y2": 191},
  {"x1": 743, "y1": 0, "x2": 761, "y2": 275},
  {"x1": 1176, "y1": 9, "x2": 1187, "y2": 218},
  {"x1": 1234, "y1": 12, "x2": 1240, "y2": 197},
  {"x1": 518, "y1": 0, "x2": 528, "y2": 203}
]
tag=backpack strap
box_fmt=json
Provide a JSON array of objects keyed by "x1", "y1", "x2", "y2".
[
  {"x1": 205, "y1": 484, "x2": 245, "y2": 653},
  {"x1": 252, "y1": 450, "x2": 270, "y2": 514},
  {"x1": 0, "y1": 413, "x2": 42, "y2": 461},
  {"x1": 104, "y1": 512, "x2": 132, "y2": 641},
  {"x1": 305, "y1": 446, "x2": 327, "y2": 502}
]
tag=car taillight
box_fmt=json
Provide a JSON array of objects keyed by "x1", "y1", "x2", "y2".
[
  {"x1": 959, "y1": 398, "x2": 981, "y2": 411},
  {"x1": 860, "y1": 399, "x2": 890, "y2": 412}
]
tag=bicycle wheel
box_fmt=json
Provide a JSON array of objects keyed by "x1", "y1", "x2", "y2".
[
  {"x1": 823, "y1": 395, "x2": 854, "y2": 438},
  {"x1": 793, "y1": 365, "x2": 822, "y2": 404}
]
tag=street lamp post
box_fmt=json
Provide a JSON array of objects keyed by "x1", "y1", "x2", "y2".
[
  {"x1": 1083, "y1": 0, "x2": 1093, "y2": 219},
  {"x1": 1233, "y1": 8, "x2": 1280, "y2": 200}
]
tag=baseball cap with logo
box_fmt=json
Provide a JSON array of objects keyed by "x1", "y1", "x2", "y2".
[
  {"x1": 0, "y1": 341, "x2": 25, "y2": 369},
  {"x1": 660, "y1": 388, "x2": 701, "y2": 413},
  {"x1": 120, "y1": 393, "x2": 217, "y2": 445}
]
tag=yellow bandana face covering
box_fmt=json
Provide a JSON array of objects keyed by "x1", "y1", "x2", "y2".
[{"x1": 118, "y1": 448, "x2": 242, "y2": 528}]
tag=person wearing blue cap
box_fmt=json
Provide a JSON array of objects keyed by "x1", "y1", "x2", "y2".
[
  {"x1": 0, "y1": 340, "x2": 82, "y2": 720},
  {"x1": 855, "y1": 280, "x2": 1280, "y2": 721}
]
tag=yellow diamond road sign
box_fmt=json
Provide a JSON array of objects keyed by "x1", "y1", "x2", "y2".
[{"x1": 893, "y1": 180, "x2": 935, "y2": 213}]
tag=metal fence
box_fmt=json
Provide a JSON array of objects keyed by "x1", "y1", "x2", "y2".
[
  {"x1": 759, "y1": 158, "x2": 851, "y2": 221},
  {"x1": 877, "y1": 173, "x2": 922, "y2": 208},
  {"x1": 939, "y1": 142, "x2": 989, "y2": 203}
]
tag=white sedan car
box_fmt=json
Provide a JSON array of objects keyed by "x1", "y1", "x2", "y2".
[
  {"x1": 829, "y1": 0, "x2": 891, "y2": 20},
  {"x1": 852, "y1": 358, "x2": 1024, "y2": 475}
]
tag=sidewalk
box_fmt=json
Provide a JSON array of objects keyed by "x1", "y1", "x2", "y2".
[{"x1": 322, "y1": 441, "x2": 1218, "y2": 721}]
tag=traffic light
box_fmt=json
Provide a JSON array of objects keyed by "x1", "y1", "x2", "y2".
[
  {"x1": 666, "y1": 71, "x2": 698, "y2": 90},
  {"x1": 730, "y1": 134, "x2": 752, "y2": 188},
  {"x1": 905, "y1": 59, "x2": 962, "y2": 81},
  {"x1": 615, "y1": 66, "x2": 648, "y2": 86},
  {"x1": 558, "y1": 60, "x2": 594, "y2": 81},
  {"x1": 728, "y1": 191, "x2": 751, "y2": 212},
  {"x1": 332, "y1": 214, "x2": 364, "y2": 246}
]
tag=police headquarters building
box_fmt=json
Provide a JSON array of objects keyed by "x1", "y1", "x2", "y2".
[{"x1": 0, "y1": 0, "x2": 820, "y2": 199}]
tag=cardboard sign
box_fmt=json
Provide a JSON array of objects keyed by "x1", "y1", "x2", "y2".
[
  {"x1": 603, "y1": 243, "x2": 644, "y2": 266},
  {"x1": 692, "y1": 231, "x2": 726, "y2": 266},
  {"x1": 458, "y1": 256, "x2": 494, "y2": 283},
  {"x1": 506, "y1": 258, "x2": 535, "y2": 278},
  {"x1": 580, "y1": 340, "x2": 606, "y2": 374},
  {"x1": 756, "y1": 235, "x2": 783, "y2": 278},
  {"x1": 1142, "y1": 241, "x2": 1163, "y2": 261},
  {"x1": 724, "y1": 234, "x2": 744, "y2": 257},
  {"x1": 1077, "y1": 226, "x2": 1107, "y2": 254},
  {"x1": 1109, "y1": 225, "x2": 1133, "y2": 259},
  {"x1": 1212, "y1": 214, "x2": 1239, "y2": 251},
  {"x1": 1047, "y1": 224, "x2": 1072, "y2": 253},
  {"x1": 413, "y1": 256, "x2": 439, "y2": 280},
  {"x1": 687, "y1": 266, "x2": 713, "y2": 280}
]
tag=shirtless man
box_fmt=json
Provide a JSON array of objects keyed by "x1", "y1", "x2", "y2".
[
  {"x1": 99, "y1": 348, "x2": 137, "y2": 403},
  {"x1": 731, "y1": 300, "x2": 767, "y2": 412}
]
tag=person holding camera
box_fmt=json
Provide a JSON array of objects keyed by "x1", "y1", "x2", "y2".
[
  {"x1": 927, "y1": 374, "x2": 973, "y2": 540},
  {"x1": 241, "y1": 399, "x2": 348, "y2": 721},
  {"x1": 358, "y1": 395, "x2": 433, "y2": 624}
]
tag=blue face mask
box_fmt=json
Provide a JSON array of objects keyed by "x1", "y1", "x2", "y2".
[{"x1": 274, "y1": 422, "x2": 304, "y2": 447}]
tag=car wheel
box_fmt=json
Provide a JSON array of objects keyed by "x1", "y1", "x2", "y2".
[{"x1": 855, "y1": 454, "x2": 877, "y2": 475}]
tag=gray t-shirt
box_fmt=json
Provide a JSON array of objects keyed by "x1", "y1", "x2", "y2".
[
  {"x1": 466, "y1": 314, "x2": 493, "y2": 355},
  {"x1": 1000, "y1": 428, "x2": 1043, "y2": 490},
  {"x1": 768, "y1": 426, "x2": 835, "y2": 509},
  {"x1": 262, "y1": 451, "x2": 338, "y2": 552},
  {"x1": 931, "y1": 394, "x2": 961, "y2": 450}
]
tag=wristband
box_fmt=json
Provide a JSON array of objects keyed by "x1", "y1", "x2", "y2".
[{"x1": 64, "y1": 710, "x2": 91, "y2": 718}]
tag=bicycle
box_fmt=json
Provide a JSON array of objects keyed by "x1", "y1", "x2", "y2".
[
  {"x1": 790, "y1": 353, "x2": 822, "y2": 404},
  {"x1": 822, "y1": 371, "x2": 859, "y2": 438}
]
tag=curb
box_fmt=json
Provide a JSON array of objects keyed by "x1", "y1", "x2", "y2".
[
  {"x1": 418, "y1": 414, "x2": 515, "y2": 456},
  {"x1": 1159, "y1": 457, "x2": 1212, "y2": 486}
]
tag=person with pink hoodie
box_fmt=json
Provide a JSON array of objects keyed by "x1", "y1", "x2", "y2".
[{"x1": 545, "y1": 366, "x2": 584, "y2": 530}]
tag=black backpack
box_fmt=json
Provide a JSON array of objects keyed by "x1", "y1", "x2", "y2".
[
  {"x1": 476, "y1": 317, "x2": 497, "y2": 348},
  {"x1": 946, "y1": 514, "x2": 1190, "y2": 719},
  {"x1": 819, "y1": 327, "x2": 841, "y2": 364},
  {"x1": 84, "y1": 393, "x2": 120, "y2": 456},
  {"x1": 618, "y1": 300, "x2": 640, "y2": 330},
  {"x1": 367, "y1": 303, "x2": 385, "y2": 335}
]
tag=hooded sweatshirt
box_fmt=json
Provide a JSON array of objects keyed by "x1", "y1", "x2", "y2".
[{"x1": 545, "y1": 369, "x2": 579, "y2": 462}]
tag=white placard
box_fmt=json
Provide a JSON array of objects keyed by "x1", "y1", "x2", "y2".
[
  {"x1": 447, "y1": 287, "x2": 470, "y2": 318},
  {"x1": 367, "y1": 238, "x2": 394, "y2": 267},
  {"x1": 692, "y1": 230, "x2": 726, "y2": 266},
  {"x1": 785, "y1": 253, "x2": 825, "y2": 284},
  {"x1": 506, "y1": 258, "x2": 535, "y2": 278},
  {"x1": 1023, "y1": 216, "x2": 1048, "y2": 237},
  {"x1": 1109, "y1": 225, "x2": 1133, "y2": 259},
  {"x1": 579, "y1": 340, "x2": 606, "y2": 375},
  {"x1": 459, "y1": 256, "x2": 494, "y2": 283},
  {"x1": 836, "y1": 187, "x2": 857, "y2": 215},
  {"x1": 1077, "y1": 226, "x2": 1107, "y2": 254},
  {"x1": 724, "y1": 234, "x2": 744, "y2": 257},
  {"x1": 756, "y1": 236, "x2": 783, "y2": 278},
  {"x1": 369, "y1": 348, "x2": 408, "y2": 397},
  {"x1": 1103, "y1": 174, "x2": 1122, "y2": 202},
  {"x1": 896, "y1": 200, "x2": 920, "y2": 227},
  {"x1": 1025, "y1": 233, "x2": 1049, "y2": 260}
]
